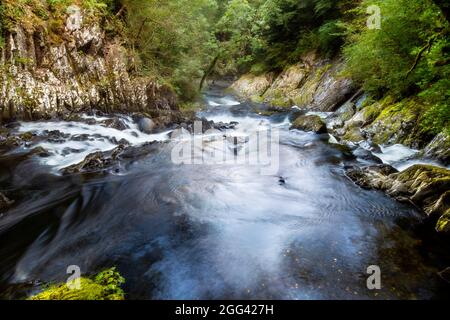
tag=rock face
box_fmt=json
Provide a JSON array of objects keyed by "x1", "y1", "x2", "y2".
[
  {"x1": 423, "y1": 133, "x2": 450, "y2": 165},
  {"x1": 231, "y1": 53, "x2": 355, "y2": 112},
  {"x1": 290, "y1": 115, "x2": 327, "y2": 134},
  {"x1": 0, "y1": 5, "x2": 178, "y2": 123},
  {"x1": 346, "y1": 164, "x2": 450, "y2": 233}
]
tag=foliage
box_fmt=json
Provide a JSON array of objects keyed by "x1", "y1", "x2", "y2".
[
  {"x1": 29, "y1": 267, "x2": 125, "y2": 300},
  {"x1": 118, "y1": 0, "x2": 219, "y2": 100},
  {"x1": 342, "y1": 0, "x2": 449, "y2": 134}
]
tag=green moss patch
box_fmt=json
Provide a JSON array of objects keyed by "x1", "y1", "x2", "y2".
[{"x1": 29, "y1": 267, "x2": 125, "y2": 300}]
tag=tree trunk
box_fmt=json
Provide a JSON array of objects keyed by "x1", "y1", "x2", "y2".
[{"x1": 199, "y1": 55, "x2": 219, "y2": 91}]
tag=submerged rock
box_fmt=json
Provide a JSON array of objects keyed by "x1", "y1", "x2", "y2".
[
  {"x1": 290, "y1": 115, "x2": 327, "y2": 134},
  {"x1": 346, "y1": 164, "x2": 450, "y2": 233}
]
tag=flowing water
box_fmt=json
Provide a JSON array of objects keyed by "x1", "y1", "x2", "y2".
[{"x1": 0, "y1": 87, "x2": 448, "y2": 299}]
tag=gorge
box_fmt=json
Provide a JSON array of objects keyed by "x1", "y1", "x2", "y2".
[{"x1": 0, "y1": 0, "x2": 449, "y2": 300}]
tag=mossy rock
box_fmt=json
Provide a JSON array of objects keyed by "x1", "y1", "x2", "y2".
[
  {"x1": 342, "y1": 127, "x2": 365, "y2": 143},
  {"x1": 436, "y1": 209, "x2": 450, "y2": 233},
  {"x1": 29, "y1": 267, "x2": 125, "y2": 300},
  {"x1": 290, "y1": 115, "x2": 327, "y2": 134},
  {"x1": 365, "y1": 97, "x2": 432, "y2": 147},
  {"x1": 19, "y1": 132, "x2": 34, "y2": 141}
]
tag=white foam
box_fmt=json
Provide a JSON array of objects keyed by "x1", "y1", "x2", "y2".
[
  {"x1": 373, "y1": 144, "x2": 448, "y2": 171},
  {"x1": 305, "y1": 111, "x2": 333, "y2": 119},
  {"x1": 207, "y1": 97, "x2": 241, "y2": 107},
  {"x1": 374, "y1": 144, "x2": 418, "y2": 164},
  {"x1": 17, "y1": 116, "x2": 171, "y2": 170}
]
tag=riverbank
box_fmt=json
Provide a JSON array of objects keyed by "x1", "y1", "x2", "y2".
[{"x1": 229, "y1": 53, "x2": 450, "y2": 236}]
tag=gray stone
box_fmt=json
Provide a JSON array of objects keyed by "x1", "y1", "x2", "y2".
[{"x1": 138, "y1": 118, "x2": 156, "y2": 134}]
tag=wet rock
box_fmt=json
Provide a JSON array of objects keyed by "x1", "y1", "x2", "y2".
[
  {"x1": 118, "y1": 141, "x2": 163, "y2": 160},
  {"x1": 169, "y1": 128, "x2": 191, "y2": 139},
  {"x1": 352, "y1": 148, "x2": 383, "y2": 164},
  {"x1": 342, "y1": 127, "x2": 365, "y2": 143},
  {"x1": 327, "y1": 102, "x2": 356, "y2": 129},
  {"x1": 71, "y1": 134, "x2": 92, "y2": 142},
  {"x1": 359, "y1": 140, "x2": 382, "y2": 153},
  {"x1": 62, "y1": 147, "x2": 83, "y2": 156},
  {"x1": 44, "y1": 130, "x2": 70, "y2": 143},
  {"x1": 30, "y1": 146, "x2": 52, "y2": 157},
  {"x1": 62, "y1": 145, "x2": 126, "y2": 174},
  {"x1": 213, "y1": 121, "x2": 238, "y2": 131},
  {"x1": 423, "y1": 133, "x2": 450, "y2": 166},
  {"x1": 436, "y1": 210, "x2": 450, "y2": 233},
  {"x1": 0, "y1": 136, "x2": 22, "y2": 150},
  {"x1": 438, "y1": 267, "x2": 450, "y2": 283},
  {"x1": 137, "y1": 117, "x2": 156, "y2": 134},
  {"x1": 346, "y1": 164, "x2": 398, "y2": 190},
  {"x1": 101, "y1": 118, "x2": 128, "y2": 131},
  {"x1": 290, "y1": 115, "x2": 327, "y2": 134},
  {"x1": 19, "y1": 132, "x2": 34, "y2": 141},
  {"x1": 289, "y1": 107, "x2": 307, "y2": 122},
  {"x1": 346, "y1": 164, "x2": 450, "y2": 233},
  {"x1": 0, "y1": 193, "x2": 14, "y2": 212}
]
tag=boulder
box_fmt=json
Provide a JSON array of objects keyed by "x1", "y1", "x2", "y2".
[
  {"x1": 290, "y1": 115, "x2": 327, "y2": 134},
  {"x1": 101, "y1": 118, "x2": 128, "y2": 131},
  {"x1": 342, "y1": 127, "x2": 365, "y2": 143},
  {"x1": 138, "y1": 117, "x2": 156, "y2": 134},
  {"x1": 327, "y1": 102, "x2": 356, "y2": 129}
]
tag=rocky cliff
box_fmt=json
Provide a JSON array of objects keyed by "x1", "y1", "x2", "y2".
[
  {"x1": 230, "y1": 52, "x2": 355, "y2": 112},
  {"x1": 0, "y1": 4, "x2": 178, "y2": 123}
]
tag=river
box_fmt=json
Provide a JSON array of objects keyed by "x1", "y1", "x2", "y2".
[{"x1": 0, "y1": 86, "x2": 448, "y2": 299}]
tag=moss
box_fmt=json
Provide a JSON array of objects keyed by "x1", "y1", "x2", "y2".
[
  {"x1": 342, "y1": 127, "x2": 364, "y2": 142},
  {"x1": 366, "y1": 96, "x2": 428, "y2": 145},
  {"x1": 250, "y1": 95, "x2": 264, "y2": 104},
  {"x1": 290, "y1": 115, "x2": 327, "y2": 134},
  {"x1": 19, "y1": 131, "x2": 33, "y2": 141},
  {"x1": 436, "y1": 209, "x2": 450, "y2": 233},
  {"x1": 29, "y1": 267, "x2": 125, "y2": 300}
]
